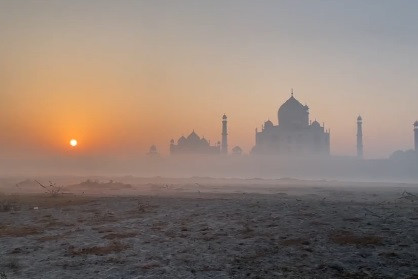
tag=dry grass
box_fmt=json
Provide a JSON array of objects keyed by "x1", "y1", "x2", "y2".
[
  {"x1": 0, "y1": 194, "x2": 94, "y2": 209},
  {"x1": 38, "y1": 217, "x2": 72, "y2": 229},
  {"x1": 0, "y1": 201, "x2": 14, "y2": 212},
  {"x1": 342, "y1": 217, "x2": 362, "y2": 222},
  {"x1": 102, "y1": 231, "x2": 138, "y2": 240},
  {"x1": 68, "y1": 241, "x2": 129, "y2": 256},
  {"x1": 92, "y1": 227, "x2": 114, "y2": 234},
  {"x1": 329, "y1": 230, "x2": 383, "y2": 246},
  {"x1": 36, "y1": 231, "x2": 72, "y2": 242},
  {"x1": 281, "y1": 238, "x2": 310, "y2": 246},
  {"x1": 36, "y1": 235, "x2": 63, "y2": 242},
  {"x1": 0, "y1": 225, "x2": 42, "y2": 238},
  {"x1": 90, "y1": 213, "x2": 118, "y2": 225},
  {"x1": 141, "y1": 261, "x2": 161, "y2": 270},
  {"x1": 125, "y1": 201, "x2": 159, "y2": 217}
]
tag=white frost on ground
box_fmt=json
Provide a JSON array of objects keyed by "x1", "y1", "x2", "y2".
[{"x1": 0, "y1": 179, "x2": 417, "y2": 278}]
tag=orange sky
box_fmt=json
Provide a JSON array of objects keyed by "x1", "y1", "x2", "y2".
[{"x1": 1, "y1": 1, "x2": 417, "y2": 159}]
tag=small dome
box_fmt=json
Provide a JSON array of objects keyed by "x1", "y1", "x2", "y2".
[
  {"x1": 311, "y1": 120, "x2": 321, "y2": 128},
  {"x1": 264, "y1": 120, "x2": 274, "y2": 128},
  {"x1": 232, "y1": 146, "x2": 243, "y2": 155},
  {"x1": 357, "y1": 116, "x2": 362, "y2": 121},
  {"x1": 178, "y1": 136, "x2": 187, "y2": 144},
  {"x1": 187, "y1": 131, "x2": 200, "y2": 141},
  {"x1": 222, "y1": 114, "x2": 227, "y2": 120},
  {"x1": 149, "y1": 145, "x2": 157, "y2": 152},
  {"x1": 201, "y1": 137, "x2": 209, "y2": 145}
]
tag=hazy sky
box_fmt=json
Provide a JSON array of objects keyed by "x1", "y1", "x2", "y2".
[{"x1": 1, "y1": 0, "x2": 417, "y2": 159}]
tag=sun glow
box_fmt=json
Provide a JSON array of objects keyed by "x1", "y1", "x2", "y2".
[{"x1": 70, "y1": 139, "x2": 78, "y2": 147}]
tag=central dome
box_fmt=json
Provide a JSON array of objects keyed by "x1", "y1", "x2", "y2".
[
  {"x1": 279, "y1": 96, "x2": 305, "y2": 112},
  {"x1": 278, "y1": 95, "x2": 309, "y2": 129}
]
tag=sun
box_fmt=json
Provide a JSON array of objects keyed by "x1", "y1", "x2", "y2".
[{"x1": 69, "y1": 139, "x2": 78, "y2": 147}]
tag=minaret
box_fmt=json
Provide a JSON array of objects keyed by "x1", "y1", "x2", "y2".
[
  {"x1": 221, "y1": 114, "x2": 228, "y2": 154},
  {"x1": 414, "y1": 121, "x2": 418, "y2": 151},
  {"x1": 357, "y1": 116, "x2": 363, "y2": 158}
]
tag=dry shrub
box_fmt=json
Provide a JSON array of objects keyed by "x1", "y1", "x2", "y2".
[
  {"x1": 0, "y1": 225, "x2": 41, "y2": 238},
  {"x1": 330, "y1": 230, "x2": 383, "y2": 246},
  {"x1": 126, "y1": 201, "x2": 159, "y2": 216},
  {"x1": 0, "y1": 194, "x2": 20, "y2": 212},
  {"x1": 102, "y1": 232, "x2": 138, "y2": 240},
  {"x1": 69, "y1": 241, "x2": 129, "y2": 256},
  {"x1": 35, "y1": 180, "x2": 64, "y2": 197},
  {"x1": 0, "y1": 201, "x2": 13, "y2": 212}
]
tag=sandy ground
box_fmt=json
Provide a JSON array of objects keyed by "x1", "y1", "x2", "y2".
[{"x1": 0, "y1": 180, "x2": 417, "y2": 278}]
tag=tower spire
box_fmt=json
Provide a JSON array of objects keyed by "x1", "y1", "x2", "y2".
[
  {"x1": 221, "y1": 114, "x2": 228, "y2": 154},
  {"x1": 414, "y1": 121, "x2": 418, "y2": 151},
  {"x1": 357, "y1": 116, "x2": 363, "y2": 159}
]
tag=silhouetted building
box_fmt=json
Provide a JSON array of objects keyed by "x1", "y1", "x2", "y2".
[
  {"x1": 147, "y1": 145, "x2": 159, "y2": 156},
  {"x1": 357, "y1": 116, "x2": 363, "y2": 158},
  {"x1": 388, "y1": 121, "x2": 418, "y2": 163},
  {"x1": 415, "y1": 121, "x2": 418, "y2": 152},
  {"x1": 252, "y1": 91, "x2": 330, "y2": 156},
  {"x1": 170, "y1": 115, "x2": 228, "y2": 155},
  {"x1": 170, "y1": 131, "x2": 220, "y2": 155},
  {"x1": 232, "y1": 146, "x2": 243, "y2": 155},
  {"x1": 221, "y1": 114, "x2": 228, "y2": 154}
]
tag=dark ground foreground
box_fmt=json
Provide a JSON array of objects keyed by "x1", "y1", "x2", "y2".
[{"x1": 0, "y1": 184, "x2": 417, "y2": 279}]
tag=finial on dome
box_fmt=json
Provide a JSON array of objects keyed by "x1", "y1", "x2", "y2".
[{"x1": 291, "y1": 88, "x2": 294, "y2": 97}]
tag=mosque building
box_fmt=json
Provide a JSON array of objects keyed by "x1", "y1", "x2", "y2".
[
  {"x1": 169, "y1": 115, "x2": 228, "y2": 155},
  {"x1": 251, "y1": 91, "x2": 330, "y2": 156}
]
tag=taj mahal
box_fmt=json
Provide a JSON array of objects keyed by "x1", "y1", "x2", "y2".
[
  {"x1": 164, "y1": 90, "x2": 416, "y2": 158},
  {"x1": 251, "y1": 92, "x2": 330, "y2": 156}
]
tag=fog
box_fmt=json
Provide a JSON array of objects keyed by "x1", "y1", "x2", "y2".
[
  {"x1": 1, "y1": 153, "x2": 417, "y2": 183},
  {"x1": 1, "y1": 1, "x2": 418, "y2": 277}
]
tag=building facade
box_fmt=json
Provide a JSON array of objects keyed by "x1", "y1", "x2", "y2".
[
  {"x1": 170, "y1": 131, "x2": 220, "y2": 155},
  {"x1": 170, "y1": 115, "x2": 228, "y2": 155},
  {"x1": 252, "y1": 93, "x2": 330, "y2": 156}
]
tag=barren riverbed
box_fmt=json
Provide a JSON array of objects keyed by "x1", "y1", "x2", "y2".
[{"x1": 1, "y1": 179, "x2": 417, "y2": 278}]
